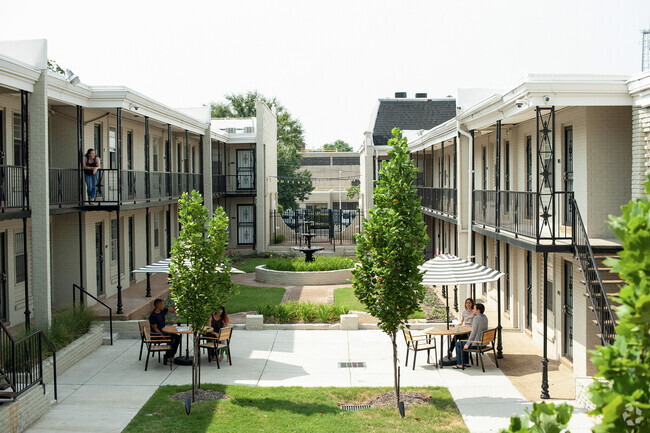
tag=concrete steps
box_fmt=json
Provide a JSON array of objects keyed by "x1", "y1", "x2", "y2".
[{"x1": 102, "y1": 332, "x2": 119, "y2": 345}]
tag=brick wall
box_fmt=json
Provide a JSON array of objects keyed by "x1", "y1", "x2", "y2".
[{"x1": 632, "y1": 106, "x2": 650, "y2": 199}]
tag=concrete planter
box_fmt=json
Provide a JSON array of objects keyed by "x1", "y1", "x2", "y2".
[{"x1": 255, "y1": 265, "x2": 353, "y2": 285}]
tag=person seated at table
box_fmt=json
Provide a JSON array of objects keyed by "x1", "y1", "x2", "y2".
[
  {"x1": 149, "y1": 298, "x2": 181, "y2": 364},
  {"x1": 449, "y1": 298, "x2": 475, "y2": 358},
  {"x1": 206, "y1": 306, "x2": 230, "y2": 362},
  {"x1": 453, "y1": 303, "x2": 487, "y2": 369}
]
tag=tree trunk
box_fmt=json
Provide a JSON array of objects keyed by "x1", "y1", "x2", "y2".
[
  {"x1": 192, "y1": 332, "x2": 201, "y2": 402},
  {"x1": 391, "y1": 331, "x2": 400, "y2": 409}
]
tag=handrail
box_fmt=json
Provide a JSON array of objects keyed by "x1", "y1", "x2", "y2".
[
  {"x1": 570, "y1": 198, "x2": 617, "y2": 346},
  {"x1": 73, "y1": 284, "x2": 112, "y2": 345},
  {"x1": 0, "y1": 321, "x2": 56, "y2": 401}
]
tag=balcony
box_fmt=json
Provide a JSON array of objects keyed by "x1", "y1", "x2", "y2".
[
  {"x1": 49, "y1": 168, "x2": 203, "y2": 207},
  {"x1": 473, "y1": 190, "x2": 573, "y2": 242},
  {"x1": 0, "y1": 165, "x2": 28, "y2": 208},
  {"x1": 417, "y1": 187, "x2": 457, "y2": 218},
  {"x1": 212, "y1": 174, "x2": 256, "y2": 198}
]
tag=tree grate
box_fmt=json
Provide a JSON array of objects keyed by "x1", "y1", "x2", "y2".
[
  {"x1": 338, "y1": 362, "x2": 366, "y2": 368},
  {"x1": 340, "y1": 404, "x2": 373, "y2": 411}
]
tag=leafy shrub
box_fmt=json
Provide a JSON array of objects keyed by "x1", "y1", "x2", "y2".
[
  {"x1": 265, "y1": 256, "x2": 355, "y2": 272},
  {"x1": 274, "y1": 234, "x2": 286, "y2": 244},
  {"x1": 258, "y1": 302, "x2": 350, "y2": 323},
  {"x1": 500, "y1": 402, "x2": 573, "y2": 433}
]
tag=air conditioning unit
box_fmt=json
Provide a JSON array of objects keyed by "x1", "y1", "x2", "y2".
[
  {"x1": 244, "y1": 127, "x2": 255, "y2": 133},
  {"x1": 225, "y1": 128, "x2": 236, "y2": 133}
]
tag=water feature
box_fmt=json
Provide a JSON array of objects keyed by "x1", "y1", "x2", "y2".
[{"x1": 293, "y1": 220, "x2": 324, "y2": 262}]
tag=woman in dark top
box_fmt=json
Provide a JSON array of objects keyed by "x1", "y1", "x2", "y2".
[
  {"x1": 82, "y1": 148, "x2": 100, "y2": 204},
  {"x1": 206, "y1": 306, "x2": 230, "y2": 361}
]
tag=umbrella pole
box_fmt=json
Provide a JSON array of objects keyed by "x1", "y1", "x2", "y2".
[{"x1": 445, "y1": 285, "x2": 450, "y2": 330}]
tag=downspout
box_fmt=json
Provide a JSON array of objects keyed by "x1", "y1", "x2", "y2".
[{"x1": 458, "y1": 124, "x2": 473, "y2": 261}]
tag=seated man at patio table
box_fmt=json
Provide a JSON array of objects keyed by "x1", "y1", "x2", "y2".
[
  {"x1": 149, "y1": 298, "x2": 181, "y2": 364},
  {"x1": 453, "y1": 303, "x2": 487, "y2": 369}
]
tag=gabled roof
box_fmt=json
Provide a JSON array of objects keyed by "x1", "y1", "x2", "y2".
[{"x1": 372, "y1": 99, "x2": 456, "y2": 146}]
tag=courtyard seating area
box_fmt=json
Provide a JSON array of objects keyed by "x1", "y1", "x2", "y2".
[{"x1": 24, "y1": 328, "x2": 595, "y2": 433}]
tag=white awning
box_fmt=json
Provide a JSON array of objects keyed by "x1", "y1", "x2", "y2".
[
  {"x1": 131, "y1": 258, "x2": 244, "y2": 274},
  {"x1": 419, "y1": 254, "x2": 504, "y2": 286}
]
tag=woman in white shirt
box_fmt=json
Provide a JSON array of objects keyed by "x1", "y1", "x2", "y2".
[{"x1": 449, "y1": 298, "x2": 475, "y2": 358}]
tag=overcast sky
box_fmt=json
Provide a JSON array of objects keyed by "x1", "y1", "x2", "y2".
[{"x1": 2, "y1": 0, "x2": 649, "y2": 150}]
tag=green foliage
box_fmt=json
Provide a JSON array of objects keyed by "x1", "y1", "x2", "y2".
[
  {"x1": 587, "y1": 175, "x2": 650, "y2": 433},
  {"x1": 352, "y1": 127, "x2": 428, "y2": 335},
  {"x1": 346, "y1": 184, "x2": 360, "y2": 199},
  {"x1": 170, "y1": 191, "x2": 235, "y2": 396},
  {"x1": 258, "y1": 302, "x2": 349, "y2": 324},
  {"x1": 47, "y1": 59, "x2": 65, "y2": 76},
  {"x1": 500, "y1": 402, "x2": 573, "y2": 433},
  {"x1": 209, "y1": 91, "x2": 314, "y2": 209},
  {"x1": 124, "y1": 385, "x2": 468, "y2": 433},
  {"x1": 274, "y1": 234, "x2": 286, "y2": 244},
  {"x1": 322, "y1": 139, "x2": 353, "y2": 152},
  {"x1": 333, "y1": 287, "x2": 426, "y2": 319},
  {"x1": 264, "y1": 256, "x2": 355, "y2": 272}
]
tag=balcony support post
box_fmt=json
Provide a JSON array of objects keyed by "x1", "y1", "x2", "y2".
[
  {"x1": 166, "y1": 124, "x2": 172, "y2": 197},
  {"x1": 536, "y1": 106, "x2": 556, "y2": 243},
  {"x1": 145, "y1": 207, "x2": 151, "y2": 297},
  {"x1": 495, "y1": 120, "x2": 501, "y2": 232},
  {"x1": 77, "y1": 106, "x2": 84, "y2": 204},
  {"x1": 496, "y1": 239, "x2": 503, "y2": 358},
  {"x1": 145, "y1": 116, "x2": 150, "y2": 200},
  {"x1": 116, "y1": 108, "x2": 123, "y2": 315},
  {"x1": 541, "y1": 251, "x2": 550, "y2": 399},
  {"x1": 441, "y1": 141, "x2": 445, "y2": 188}
]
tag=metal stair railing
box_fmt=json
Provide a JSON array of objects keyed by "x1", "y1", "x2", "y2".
[
  {"x1": 73, "y1": 284, "x2": 113, "y2": 345},
  {"x1": 571, "y1": 198, "x2": 617, "y2": 346},
  {"x1": 0, "y1": 321, "x2": 57, "y2": 401}
]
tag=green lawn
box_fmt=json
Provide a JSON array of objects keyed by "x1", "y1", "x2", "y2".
[
  {"x1": 123, "y1": 385, "x2": 468, "y2": 433},
  {"x1": 224, "y1": 285, "x2": 285, "y2": 313},
  {"x1": 334, "y1": 287, "x2": 425, "y2": 319},
  {"x1": 234, "y1": 257, "x2": 274, "y2": 273}
]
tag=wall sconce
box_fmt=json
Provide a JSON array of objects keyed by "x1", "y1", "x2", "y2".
[{"x1": 65, "y1": 69, "x2": 81, "y2": 86}]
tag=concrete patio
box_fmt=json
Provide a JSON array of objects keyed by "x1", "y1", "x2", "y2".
[{"x1": 26, "y1": 330, "x2": 596, "y2": 433}]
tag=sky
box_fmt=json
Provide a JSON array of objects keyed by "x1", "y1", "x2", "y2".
[{"x1": 2, "y1": 0, "x2": 649, "y2": 150}]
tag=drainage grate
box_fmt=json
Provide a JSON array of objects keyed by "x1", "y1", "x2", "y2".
[
  {"x1": 338, "y1": 362, "x2": 366, "y2": 368},
  {"x1": 340, "y1": 404, "x2": 373, "y2": 411}
]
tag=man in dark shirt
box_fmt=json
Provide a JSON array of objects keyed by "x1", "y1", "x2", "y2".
[{"x1": 149, "y1": 298, "x2": 181, "y2": 363}]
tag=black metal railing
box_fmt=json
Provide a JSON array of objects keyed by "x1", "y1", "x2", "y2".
[
  {"x1": 0, "y1": 321, "x2": 57, "y2": 401},
  {"x1": 473, "y1": 190, "x2": 573, "y2": 241},
  {"x1": 212, "y1": 174, "x2": 256, "y2": 197},
  {"x1": 0, "y1": 165, "x2": 28, "y2": 210},
  {"x1": 270, "y1": 209, "x2": 362, "y2": 246},
  {"x1": 417, "y1": 187, "x2": 457, "y2": 217},
  {"x1": 73, "y1": 284, "x2": 112, "y2": 345},
  {"x1": 49, "y1": 168, "x2": 81, "y2": 206},
  {"x1": 571, "y1": 199, "x2": 617, "y2": 346}
]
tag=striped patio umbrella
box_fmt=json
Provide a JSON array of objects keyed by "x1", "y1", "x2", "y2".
[
  {"x1": 419, "y1": 254, "x2": 504, "y2": 286},
  {"x1": 132, "y1": 258, "x2": 244, "y2": 274}
]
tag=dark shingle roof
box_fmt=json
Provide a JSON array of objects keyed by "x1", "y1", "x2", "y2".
[{"x1": 372, "y1": 99, "x2": 456, "y2": 146}]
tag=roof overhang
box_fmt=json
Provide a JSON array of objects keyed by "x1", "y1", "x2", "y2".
[
  {"x1": 628, "y1": 71, "x2": 650, "y2": 108},
  {"x1": 0, "y1": 54, "x2": 40, "y2": 93},
  {"x1": 409, "y1": 118, "x2": 458, "y2": 152}
]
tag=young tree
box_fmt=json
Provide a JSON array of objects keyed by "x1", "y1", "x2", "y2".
[
  {"x1": 352, "y1": 127, "x2": 428, "y2": 409},
  {"x1": 210, "y1": 91, "x2": 314, "y2": 209},
  {"x1": 169, "y1": 191, "x2": 236, "y2": 402}
]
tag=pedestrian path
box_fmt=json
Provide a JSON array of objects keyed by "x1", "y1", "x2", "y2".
[{"x1": 26, "y1": 330, "x2": 596, "y2": 433}]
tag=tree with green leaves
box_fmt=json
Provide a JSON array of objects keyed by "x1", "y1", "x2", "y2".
[
  {"x1": 346, "y1": 184, "x2": 360, "y2": 200},
  {"x1": 501, "y1": 175, "x2": 650, "y2": 433},
  {"x1": 47, "y1": 59, "x2": 65, "y2": 76},
  {"x1": 169, "y1": 191, "x2": 236, "y2": 402},
  {"x1": 352, "y1": 127, "x2": 428, "y2": 410},
  {"x1": 210, "y1": 91, "x2": 313, "y2": 209},
  {"x1": 322, "y1": 139, "x2": 353, "y2": 152}
]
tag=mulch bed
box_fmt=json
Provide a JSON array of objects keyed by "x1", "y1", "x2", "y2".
[
  {"x1": 170, "y1": 389, "x2": 229, "y2": 402},
  {"x1": 358, "y1": 390, "x2": 432, "y2": 408}
]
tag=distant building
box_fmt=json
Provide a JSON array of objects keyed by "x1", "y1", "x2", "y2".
[{"x1": 298, "y1": 150, "x2": 360, "y2": 210}]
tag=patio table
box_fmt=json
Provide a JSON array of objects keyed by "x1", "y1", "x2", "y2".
[
  {"x1": 424, "y1": 324, "x2": 472, "y2": 368},
  {"x1": 162, "y1": 325, "x2": 212, "y2": 365}
]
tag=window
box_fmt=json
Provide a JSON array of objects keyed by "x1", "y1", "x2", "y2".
[
  {"x1": 482, "y1": 147, "x2": 487, "y2": 189},
  {"x1": 109, "y1": 128, "x2": 117, "y2": 169},
  {"x1": 94, "y1": 124, "x2": 102, "y2": 158},
  {"x1": 301, "y1": 157, "x2": 330, "y2": 166},
  {"x1": 184, "y1": 142, "x2": 189, "y2": 173},
  {"x1": 111, "y1": 219, "x2": 118, "y2": 262},
  {"x1": 546, "y1": 255, "x2": 554, "y2": 312},
  {"x1": 236, "y1": 149, "x2": 255, "y2": 190},
  {"x1": 192, "y1": 147, "x2": 196, "y2": 173},
  {"x1": 505, "y1": 244, "x2": 510, "y2": 312},
  {"x1": 504, "y1": 141, "x2": 510, "y2": 191},
  {"x1": 0, "y1": 110, "x2": 4, "y2": 165},
  {"x1": 153, "y1": 137, "x2": 159, "y2": 171},
  {"x1": 177, "y1": 142, "x2": 182, "y2": 172},
  {"x1": 154, "y1": 213, "x2": 159, "y2": 247},
  {"x1": 332, "y1": 157, "x2": 359, "y2": 165},
  {"x1": 13, "y1": 113, "x2": 23, "y2": 166},
  {"x1": 482, "y1": 236, "x2": 488, "y2": 295},
  {"x1": 15, "y1": 232, "x2": 25, "y2": 283}
]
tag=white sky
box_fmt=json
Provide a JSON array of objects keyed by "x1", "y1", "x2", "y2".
[{"x1": 2, "y1": 0, "x2": 649, "y2": 150}]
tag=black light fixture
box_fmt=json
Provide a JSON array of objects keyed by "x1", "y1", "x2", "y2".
[{"x1": 185, "y1": 397, "x2": 191, "y2": 415}]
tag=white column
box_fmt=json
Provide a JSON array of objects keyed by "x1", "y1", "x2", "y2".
[{"x1": 30, "y1": 70, "x2": 52, "y2": 328}]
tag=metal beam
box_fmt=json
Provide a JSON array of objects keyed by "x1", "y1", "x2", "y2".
[
  {"x1": 116, "y1": 108, "x2": 123, "y2": 314},
  {"x1": 541, "y1": 251, "x2": 550, "y2": 399},
  {"x1": 495, "y1": 121, "x2": 501, "y2": 232},
  {"x1": 496, "y1": 239, "x2": 503, "y2": 358}
]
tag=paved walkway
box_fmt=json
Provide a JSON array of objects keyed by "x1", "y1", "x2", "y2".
[{"x1": 26, "y1": 330, "x2": 596, "y2": 433}]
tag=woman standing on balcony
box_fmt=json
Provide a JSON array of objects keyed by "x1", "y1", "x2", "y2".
[{"x1": 82, "y1": 149, "x2": 100, "y2": 204}]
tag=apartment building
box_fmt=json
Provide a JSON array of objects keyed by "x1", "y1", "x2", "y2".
[
  {"x1": 298, "y1": 150, "x2": 360, "y2": 211},
  {"x1": 0, "y1": 40, "x2": 277, "y2": 329},
  {"x1": 388, "y1": 74, "x2": 642, "y2": 380},
  {"x1": 359, "y1": 93, "x2": 456, "y2": 213}
]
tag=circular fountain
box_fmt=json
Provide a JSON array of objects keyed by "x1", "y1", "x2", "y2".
[{"x1": 293, "y1": 220, "x2": 324, "y2": 262}]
